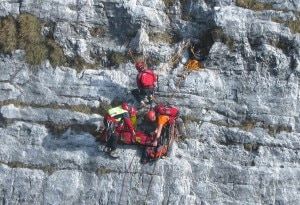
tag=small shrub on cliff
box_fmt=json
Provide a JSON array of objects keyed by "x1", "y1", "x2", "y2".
[
  {"x1": 287, "y1": 20, "x2": 300, "y2": 34},
  {"x1": 237, "y1": 0, "x2": 299, "y2": 34},
  {"x1": 0, "y1": 15, "x2": 17, "y2": 53},
  {"x1": 109, "y1": 52, "x2": 130, "y2": 66},
  {"x1": 272, "y1": 17, "x2": 300, "y2": 34},
  {"x1": 240, "y1": 120, "x2": 256, "y2": 131},
  {"x1": 211, "y1": 28, "x2": 236, "y2": 50},
  {"x1": 0, "y1": 14, "x2": 66, "y2": 67},
  {"x1": 236, "y1": 0, "x2": 273, "y2": 11},
  {"x1": 24, "y1": 43, "x2": 48, "y2": 65},
  {"x1": 47, "y1": 40, "x2": 66, "y2": 67},
  {"x1": 149, "y1": 32, "x2": 182, "y2": 45},
  {"x1": 18, "y1": 14, "x2": 67, "y2": 66},
  {"x1": 89, "y1": 27, "x2": 106, "y2": 37},
  {"x1": 149, "y1": 32, "x2": 173, "y2": 44},
  {"x1": 70, "y1": 105, "x2": 92, "y2": 114},
  {"x1": 67, "y1": 56, "x2": 97, "y2": 72},
  {"x1": 162, "y1": 0, "x2": 175, "y2": 7},
  {"x1": 18, "y1": 14, "x2": 42, "y2": 49}
]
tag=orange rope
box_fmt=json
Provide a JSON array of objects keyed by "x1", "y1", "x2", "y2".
[{"x1": 168, "y1": 59, "x2": 201, "y2": 100}]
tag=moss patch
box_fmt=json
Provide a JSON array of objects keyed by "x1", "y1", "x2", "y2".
[
  {"x1": 149, "y1": 32, "x2": 173, "y2": 44},
  {"x1": 2, "y1": 160, "x2": 102, "y2": 175},
  {"x1": 236, "y1": 0, "x2": 273, "y2": 11},
  {"x1": 89, "y1": 27, "x2": 106, "y2": 37},
  {"x1": 47, "y1": 40, "x2": 66, "y2": 67},
  {"x1": 149, "y1": 32, "x2": 182, "y2": 45},
  {"x1": 66, "y1": 56, "x2": 97, "y2": 72},
  {"x1": 237, "y1": 0, "x2": 300, "y2": 34},
  {"x1": 211, "y1": 28, "x2": 236, "y2": 50},
  {"x1": 0, "y1": 15, "x2": 17, "y2": 53},
  {"x1": 0, "y1": 100, "x2": 99, "y2": 115},
  {"x1": 4, "y1": 161, "x2": 56, "y2": 174},
  {"x1": 109, "y1": 51, "x2": 130, "y2": 66},
  {"x1": 96, "y1": 166, "x2": 112, "y2": 175},
  {"x1": 240, "y1": 120, "x2": 256, "y2": 132},
  {"x1": 162, "y1": 0, "x2": 175, "y2": 7},
  {"x1": 0, "y1": 14, "x2": 66, "y2": 66},
  {"x1": 272, "y1": 17, "x2": 300, "y2": 34},
  {"x1": 287, "y1": 20, "x2": 300, "y2": 34},
  {"x1": 263, "y1": 122, "x2": 292, "y2": 136},
  {"x1": 0, "y1": 14, "x2": 103, "y2": 70},
  {"x1": 18, "y1": 14, "x2": 42, "y2": 49}
]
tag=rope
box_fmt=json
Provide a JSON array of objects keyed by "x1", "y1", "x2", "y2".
[
  {"x1": 184, "y1": 59, "x2": 201, "y2": 71},
  {"x1": 130, "y1": 40, "x2": 190, "y2": 76},
  {"x1": 119, "y1": 150, "x2": 138, "y2": 205},
  {"x1": 151, "y1": 40, "x2": 193, "y2": 101},
  {"x1": 168, "y1": 59, "x2": 201, "y2": 100},
  {"x1": 129, "y1": 40, "x2": 208, "y2": 104},
  {"x1": 156, "y1": 40, "x2": 190, "y2": 76},
  {"x1": 129, "y1": 48, "x2": 137, "y2": 63},
  {"x1": 143, "y1": 159, "x2": 158, "y2": 205},
  {"x1": 190, "y1": 45, "x2": 196, "y2": 57},
  {"x1": 143, "y1": 125, "x2": 174, "y2": 204}
]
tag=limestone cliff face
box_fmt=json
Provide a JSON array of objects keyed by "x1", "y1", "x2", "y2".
[{"x1": 0, "y1": 0, "x2": 300, "y2": 204}]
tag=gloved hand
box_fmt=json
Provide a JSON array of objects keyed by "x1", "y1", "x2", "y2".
[
  {"x1": 152, "y1": 139, "x2": 158, "y2": 147},
  {"x1": 150, "y1": 131, "x2": 156, "y2": 136}
]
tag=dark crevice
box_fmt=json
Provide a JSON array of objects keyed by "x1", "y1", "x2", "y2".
[
  {"x1": 0, "y1": 113, "x2": 7, "y2": 128},
  {"x1": 45, "y1": 121, "x2": 98, "y2": 137},
  {"x1": 244, "y1": 143, "x2": 261, "y2": 153}
]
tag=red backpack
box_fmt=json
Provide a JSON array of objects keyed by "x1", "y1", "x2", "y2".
[
  {"x1": 154, "y1": 103, "x2": 179, "y2": 124},
  {"x1": 138, "y1": 69, "x2": 157, "y2": 87},
  {"x1": 155, "y1": 103, "x2": 179, "y2": 117}
]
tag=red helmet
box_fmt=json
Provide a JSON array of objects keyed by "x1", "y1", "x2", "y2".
[
  {"x1": 121, "y1": 102, "x2": 130, "y2": 111},
  {"x1": 147, "y1": 110, "x2": 156, "y2": 121},
  {"x1": 129, "y1": 107, "x2": 137, "y2": 117},
  {"x1": 135, "y1": 61, "x2": 144, "y2": 70}
]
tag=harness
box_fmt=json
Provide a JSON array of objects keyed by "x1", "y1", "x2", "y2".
[
  {"x1": 106, "y1": 120, "x2": 115, "y2": 137},
  {"x1": 160, "y1": 123, "x2": 173, "y2": 146}
]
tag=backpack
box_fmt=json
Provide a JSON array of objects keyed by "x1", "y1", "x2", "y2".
[
  {"x1": 139, "y1": 70, "x2": 157, "y2": 87},
  {"x1": 141, "y1": 145, "x2": 168, "y2": 164},
  {"x1": 154, "y1": 103, "x2": 179, "y2": 124}
]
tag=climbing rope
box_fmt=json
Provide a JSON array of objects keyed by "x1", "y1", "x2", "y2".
[
  {"x1": 143, "y1": 126, "x2": 175, "y2": 204},
  {"x1": 143, "y1": 158, "x2": 158, "y2": 205},
  {"x1": 184, "y1": 59, "x2": 201, "y2": 71},
  {"x1": 122, "y1": 43, "x2": 203, "y2": 205},
  {"x1": 129, "y1": 40, "x2": 192, "y2": 101},
  {"x1": 129, "y1": 39, "x2": 211, "y2": 102},
  {"x1": 119, "y1": 150, "x2": 138, "y2": 205},
  {"x1": 167, "y1": 51, "x2": 202, "y2": 100},
  {"x1": 129, "y1": 48, "x2": 137, "y2": 63},
  {"x1": 156, "y1": 40, "x2": 191, "y2": 76}
]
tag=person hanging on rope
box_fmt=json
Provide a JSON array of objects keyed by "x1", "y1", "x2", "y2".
[
  {"x1": 131, "y1": 61, "x2": 157, "y2": 109},
  {"x1": 103, "y1": 102, "x2": 137, "y2": 158}
]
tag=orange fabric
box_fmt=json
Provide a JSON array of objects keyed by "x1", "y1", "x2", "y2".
[{"x1": 157, "y1": 115, "x2": 169, "y2": 126}]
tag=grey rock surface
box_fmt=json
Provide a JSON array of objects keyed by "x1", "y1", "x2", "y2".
[{"x1": 0, "y1": 0, "x2": 300, "y2": 204}]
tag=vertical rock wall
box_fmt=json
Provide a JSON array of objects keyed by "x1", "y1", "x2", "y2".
[{"x1": 0, "y1": 0, "x2": 300, "y2": 204}]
